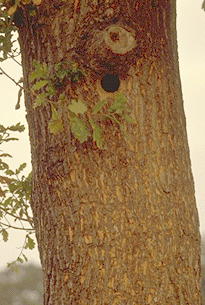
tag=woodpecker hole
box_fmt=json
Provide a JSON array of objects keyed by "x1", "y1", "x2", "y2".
[{"x1": 101, "y1": 74, "x2": 120, "y2": 93}]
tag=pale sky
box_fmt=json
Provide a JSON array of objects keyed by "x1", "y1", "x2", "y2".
[{"x1": 0, "y1": 0, "x2": 205, "y2": 269}]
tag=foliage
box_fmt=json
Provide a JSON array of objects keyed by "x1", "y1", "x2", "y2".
[
  {"x1": 30, "y1": 59, "x2": 86, "y2": 102},
  {"x1": 0, "y1": 123, "x2": 35, "y2": 269},
  {"x1": 68, "y1": 94, "x2": 136, "y2": 147},
  {"x1": 0, "y1": 2, "x2": 18, "y2": 62},
  {"x1": 30, "y1": 60, "x2": 136, "y2": 147}
]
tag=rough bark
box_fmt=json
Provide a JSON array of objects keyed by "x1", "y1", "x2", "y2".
[{"x1": 16, "y1": 0, "x2": 201, "y2": 304}]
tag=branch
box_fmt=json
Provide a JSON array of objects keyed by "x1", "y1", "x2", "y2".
[
  {"x1": 8, "y1": 53, "x2": 22, "y2": 66},
  {"x1": 0, "y1": 206, "x2": 34, "y2": 225},
  {"x1": 7, "y1": 190, "x2": 34, "y2": 228},
  {"x1": 0, "y1": 221, "x2": 34, "y2": 231},
  {"x1": 0, "y1": 67, "x2": 24, "y2": 90}
]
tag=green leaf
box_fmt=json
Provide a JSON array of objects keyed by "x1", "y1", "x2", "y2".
[
  {"x1": 33, "y1": 59, "x2": 41, "y2": 70},
  {"x1": 1, "y1": 229, "x2": 8, "y2": 242},
  {"x1": 5, "y1": 169, "x2": 14, "y2": 176},
  {"x1": 15, "y1": 163, "x2": 27, "y2": 174},
  {"x1": 89, "y1": 118, "x2": 103, "y2": 148},
  {"x1": 46, "y1": 84, "x2": 56, "y2": 97},
  {"x1": 51, "y1": 105, "x2": 59, "y2": 120},
  {"x1": 49, "y1": 106, "x2": 63, "y2": 133},
  {"x1": 0, "y1": 125, "x2": 6, "y2": 132},
  {"x1": 89, "y1": 117, "x2": 95, "y2": 127},
  {"x1": 48, "y1": 119, "x2": 63, "y2": 134},
  {"x1": 59, "y1": 93, "x2": 65, "y2": 101},
  {"x1": 0, "y1": 162, "x2": 9, "y2": 171},
  {"x1": 70, "y1": 114, "x2": 90, "y2": 143},
  {"x1": 123, "y1": 113, "x2": 136, "y2": 124},
  {"x1": 30, "y1": 60, "x2": 48, "y2": 81},
  {"x1": 25, "y1": 235, "x2": 35, "y2": 250},
  {"x1": 8, "y1": 123, "x2": 25, "y2": 132},
  {"x1": 55, "y1": 67, "x2": 68, "y2": 80},
  {"x1": 92, "y1": 100, "x2": 107, "y2": 114},
  {"x1": 3, "y1": 197, "x2": 12, "y2": 208},
  {"x1": 22, "y1": 254, "x2": 28, "y2": 262},
  {"x1": 2, "y1": 137, "x2": 18, "y2": 142},
  {"x1": 33, "y1": 92, "x2": 48, "y2": 109},
  {"x1": 7, "y1": 262, "x2": 19, "y2": 273},
  {"x1": 68, "y1": 99, "x2": 88, "y2": 115},
  {"x1": 32, "y1": 79, "x2": 49, "y2": 91},
  {"x1": 29, "y1": 70, "x2": 40, "y2": 82},
  {"x1": 8, "y1": 183, "x2": 17, "y2": 193},
  {"x1": 109, "y1": 93, "x2": 126, "y2": 114},
  {"x1": 42, "y1": 62, "x2": 48, "y2": 72},
  {"x1": 93, "y1": 124, "x2": 103, "y2": 148},
  {"x1": 119, "y1": 124, "x2": 131, "y2": 140},
  {"x1": 17, "y1": 257, "x2": 23, "y2": 263}
]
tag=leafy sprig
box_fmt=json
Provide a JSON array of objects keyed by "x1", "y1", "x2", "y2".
[
  {"x1": 0, "y1": 123, "x2": 35, "y2": 269},
  {"x1": 67, "y1": 93, "x2": 136, "y2": 147},
  {"x1": 30, "y1": 60, "x2": 135, "y2": 147},
  {"x1": 30, "y1": 60, "x2": 86, "y2": 109},
  {"x1": 0, "y1": 3, "x2": 18, "y2": 62}
]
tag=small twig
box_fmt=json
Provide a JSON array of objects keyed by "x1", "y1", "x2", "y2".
[
  {"x1": 0, "y1": 221, "x2": 34, "y2": 231},
  {"x1": 0, "y1": 67, "x2": 24, "y2": 90},
  {"x1": 8, "y1": 53, "x2": 22, "y2": 66},
  {"x1": 4, "y1": 214, "x2": 11, "y2": 227},
  {"x1": 16, "y1": 234, "x2": 28, "y2": 257},
  {"x1": 8, "y1": 189, "x2": 34, "y2": 228},
  {"x1": 0, "y1": 67, "x2": 40, "y2": 104},
  {"x1": 21, "y1": 205, "x2": 34, "y2": 228},
  {"x1": 0, "y1": 206, "x2": 33, "y2": 225}
]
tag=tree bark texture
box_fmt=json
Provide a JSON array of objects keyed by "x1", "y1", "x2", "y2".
[{"x1": 16, "y1": 0, "x2": 201, "y2": 304}]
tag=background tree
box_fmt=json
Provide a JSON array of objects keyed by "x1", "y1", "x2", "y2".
[
  {"x1": 0, "y1": 264, "x2": 43, "y2": 305},
  {"x1": 0, "y1": 0, "x2": 201, "y2": 304}
]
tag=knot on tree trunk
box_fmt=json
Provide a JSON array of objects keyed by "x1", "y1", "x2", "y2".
[
  {"x1": 76, "y1": 23, "x2": 137, "y2": 77},
  {"x1": 103, "y1": 25, "x2": 136, "y2": 54}
]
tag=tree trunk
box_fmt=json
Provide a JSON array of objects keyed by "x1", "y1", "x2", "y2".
[{"x1": 16, "y1": 0, "x2": 201, "y2": 303}]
